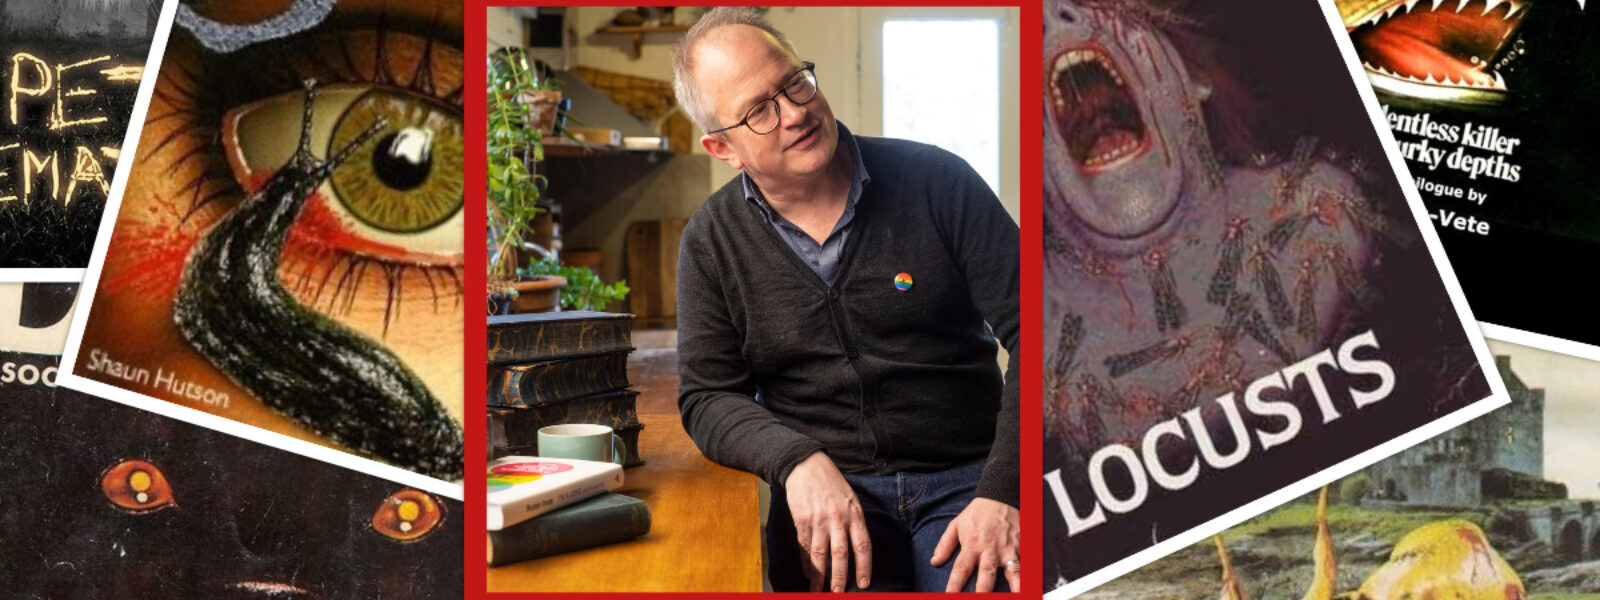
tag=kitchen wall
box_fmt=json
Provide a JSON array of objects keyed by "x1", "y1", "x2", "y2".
[{"x1": 487, "y1": 6, "x2": 1021, "y2": 314}]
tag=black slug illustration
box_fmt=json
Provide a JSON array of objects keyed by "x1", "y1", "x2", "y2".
[{"x1": 172, "y1": 80, "x2": 464, "y2": 480}]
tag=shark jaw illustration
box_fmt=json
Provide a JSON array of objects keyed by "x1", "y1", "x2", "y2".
[{"x1": 1341, "y1": 0, "x2": 1528, "y2": 105}]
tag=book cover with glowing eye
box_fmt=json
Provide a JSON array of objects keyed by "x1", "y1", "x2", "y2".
[
  {"x1": 1340, "y1": 0, "x2": 1600, "y2": 358},
  {"x1": 0, "y1": 282, "x2": 464, "y2": 598},
  {"x1": 1044, "y1": 0, "x2": 1506, "y2": 593},
  {"x1": 1085, "y1": 339, "x2": 1600, "y2": 600},
  {"x1": 0, "y1": 0, "x2": 157, "y2": 268},
  {"x1": 64, "y1": 0, "x2": 466, "y2": 483}
]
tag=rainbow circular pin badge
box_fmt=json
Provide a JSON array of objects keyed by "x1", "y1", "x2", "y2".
[{"x1": 894, "y1": 272, "x2": 914, "y2": 291}]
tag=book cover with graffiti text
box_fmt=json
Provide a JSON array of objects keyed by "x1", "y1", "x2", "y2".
[{"x1": 0, "y1": 0, "x2": 156, "y2": 268}]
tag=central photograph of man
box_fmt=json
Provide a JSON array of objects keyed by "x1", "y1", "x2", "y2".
[
  {"x1": 481, "y1": 5, "x2": 1017, "y2": 593},
  {"x1": 672, "y1": 8, "x2": 1021, "y2": 593}
]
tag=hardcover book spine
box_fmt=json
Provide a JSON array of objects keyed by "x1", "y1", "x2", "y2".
[
  {"x1": 488, "y1": 352, "x2": 632, "y2": 407},
  {"x1": 487, "y1": 494, "x2": 652, "y2": 567},
  {"x1": 487, "y1": 318, "x2": 634, "y2": 364}
]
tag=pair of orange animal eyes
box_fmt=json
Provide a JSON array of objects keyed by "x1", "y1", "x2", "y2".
[{"x1": 98, "y1": 459, "x2": 444, "y2": 542}]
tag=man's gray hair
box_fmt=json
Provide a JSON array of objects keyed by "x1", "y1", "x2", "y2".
[{"x1": 671, "y1": 8, "x2": 799, "y2": 135}]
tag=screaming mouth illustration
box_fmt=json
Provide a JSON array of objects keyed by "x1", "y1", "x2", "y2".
[
  {"x1": 1050, "y1": 45, "x2": 1149, "y2": 172},
  {"x1": 1347, "y1": 0, "x2": 1527, "y2": 100}
]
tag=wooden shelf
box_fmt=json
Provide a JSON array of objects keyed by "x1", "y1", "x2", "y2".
[
  {"x1": 540, "y1": 137, "x2": 670, "y2": 158},
  {"x1": 594, "y1": 25, "x2": 691, "y2": 59}
]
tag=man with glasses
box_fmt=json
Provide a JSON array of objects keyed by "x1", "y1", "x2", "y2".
[{"x1": 671, "y1": 7, "x2": 1020, "y2": 593}]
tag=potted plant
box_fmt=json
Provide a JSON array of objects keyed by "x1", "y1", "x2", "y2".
[
  {"x1": 523, "y1": 256, "x2": 631, "y2": 312},
  {"x1": 487, "y1": 47, "x2": 564, "y2": 314}
]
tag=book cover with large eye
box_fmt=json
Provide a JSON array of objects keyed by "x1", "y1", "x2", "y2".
[
  {"x1": 1338, "y1": 0, "x2": 1600, "y2": 359},
  {"x1": 57, "y1": 0, "x2": 466, "y2": 488},
  {"x1": 1084, "y1": 339, "x2": 1600, "y2": 600},
  {"x1": 1043, "y1": 0, "x2": 1507, "y2": 593},
  {"x1": 0, "y1": 282, "x2": 463, "y2": 598},
  {"x1": 0, "y1": 0, "x2": 157, "y2": 268}
]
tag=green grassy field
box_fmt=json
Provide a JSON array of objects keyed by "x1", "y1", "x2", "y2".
[{"x1": 1216, "y1": 501, "x2": 1492, "y2": 545}]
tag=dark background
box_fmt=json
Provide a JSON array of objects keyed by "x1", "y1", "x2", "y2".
[
  {"x1": 0, "y1": 1, "x2": 154, "y2": 267},
  {"x1": 1375, "y1": 2, "x2": 1600, "y2": 347},
  {"x1": 0, "y1": 350, "x2": 465, "y2": 598}
]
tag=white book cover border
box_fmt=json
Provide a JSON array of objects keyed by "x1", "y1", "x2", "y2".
[
  {"x1": 487, "y1": 456, "x2": 625, "y2": 531},
  {"x1": 52, "y1": 0, "x2": 462, "y2": 502},
  {"x1": 1045, "y1": 0, "x2": 1513, "y2": 596}
]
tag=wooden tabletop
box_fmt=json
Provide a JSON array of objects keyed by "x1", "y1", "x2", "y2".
[{"x1": 487, "y1": 411, "x2": 763, "y2": 592}]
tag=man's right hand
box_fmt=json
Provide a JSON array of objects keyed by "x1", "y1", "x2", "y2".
[{"x1": 784, "y1": 451, "x2": 872, "y2": 592}]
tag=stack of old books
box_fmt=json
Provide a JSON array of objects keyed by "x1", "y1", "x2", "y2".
[{"x1": 486, "y1": 311, "x2": 644, "y2": 465}]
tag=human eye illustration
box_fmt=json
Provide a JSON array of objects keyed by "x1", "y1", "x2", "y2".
[{"x1": 87, "y1": 6, "x2": 467, "y2": 481}]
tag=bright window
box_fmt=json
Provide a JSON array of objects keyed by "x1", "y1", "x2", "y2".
[{"x1": 882, "y1": 20, "x2": 1001, "y2": 199}]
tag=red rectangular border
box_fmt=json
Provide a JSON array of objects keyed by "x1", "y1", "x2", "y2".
[{"x1": 465, "y1": 2, "x2": 1040, "y2": 597}]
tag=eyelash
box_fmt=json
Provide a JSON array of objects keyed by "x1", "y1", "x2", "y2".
[{"x1": 148, "y1": 22, "x2": 464, "y2": 333}]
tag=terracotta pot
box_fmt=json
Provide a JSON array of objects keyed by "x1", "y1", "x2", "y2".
[
  {"x1": 511, "y1": 275, "x2": 566, "y2": 313},
  {"x1": 521, "y1": 90, "x2": 563, "y2": 135}
]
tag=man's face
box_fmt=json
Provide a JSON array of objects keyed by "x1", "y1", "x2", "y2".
[
  {"x1": 694, "y1": 25, "x2": 839, "y2": 182},
  {"x1": 1044, "y1": 0, "x2": 1206, "y2": 240}
]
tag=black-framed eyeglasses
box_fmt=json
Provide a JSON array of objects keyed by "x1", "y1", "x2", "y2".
[{"x1": 707, "y1": 61, "x2": 818, "y2": 136}]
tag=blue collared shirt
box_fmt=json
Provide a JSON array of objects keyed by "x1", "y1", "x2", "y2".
[{"x1": 742, "y1": 123, "x2": 871, "y2": 285}]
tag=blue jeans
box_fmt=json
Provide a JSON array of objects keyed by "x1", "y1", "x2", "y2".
[{"x1": 767, "y1": 457, "x2": 1010, "y2": 592}]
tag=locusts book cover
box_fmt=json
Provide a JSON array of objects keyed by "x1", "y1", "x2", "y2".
[{"x1": 1043, "y1": 0, "x2": 1507, "y2": 593}]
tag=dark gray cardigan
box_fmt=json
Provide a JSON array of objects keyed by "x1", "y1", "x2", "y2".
[{"x1": 675, "y1": 136, "x2": 1020, "y2": 507}]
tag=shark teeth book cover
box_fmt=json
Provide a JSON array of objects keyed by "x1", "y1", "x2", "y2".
[
  {"x1": 1042, "y1": 0, "x2": 1507, "y2": 593},
  {"x1": 1340, "y1": 0, "x2": 1600, "y2": 359}
]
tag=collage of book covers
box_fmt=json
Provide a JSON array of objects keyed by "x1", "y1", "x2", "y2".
[{"x1": 0, "y1": 0, "x2": 1596, "y2": 598}]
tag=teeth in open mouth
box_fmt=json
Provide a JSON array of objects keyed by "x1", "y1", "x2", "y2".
[
  {"x1": 1081, "y1": 139, "x2": 1140, "y2": 168},
  {"x1": 1369, "y1": 67, "x2": 1509, "y2": 90},
  {"x1": 1357, "y1": 0, "x2": 1520, "y2": 92},
  {"x1": 1367, "y1": 0, "x2": 1520, "y2": 24},
  {"x1": 1050, "y1": 48, "x2": 1123, "y2": 113}
]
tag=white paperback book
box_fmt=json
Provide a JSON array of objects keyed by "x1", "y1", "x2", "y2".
[{"x1": 487, "y1": 456, "x2": 624, "y2": 531}]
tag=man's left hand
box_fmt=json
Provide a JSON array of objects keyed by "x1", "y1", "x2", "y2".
[{"x1": 930, "y1": 497, "x2": 1020, "y2": 592}]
